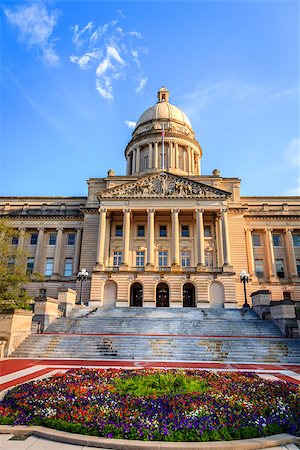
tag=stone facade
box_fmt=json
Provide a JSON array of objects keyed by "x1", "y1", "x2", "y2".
[{"x1": 1, "y1": 87, "x2": 299, "y2": 308}]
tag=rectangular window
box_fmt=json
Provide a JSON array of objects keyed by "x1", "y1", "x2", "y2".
[
  {"x1": 115, "y1": 225, "x2": 123, "y2": 237},
  {"x1": 64, "y1": 258, "x2": 73, "y2": 276},
  {"x1": 181, "y1": 251, "x2": 191, "y2": 267},
  {"x1": 27, "y1": 257, "x2": 34, "y2": 274},
  {"x1": 137, "y1": 225, "x2": 145, "y2": 237},
  {"x1": 68, "y1": 233, "x2": 76, "y2": 245},
  {"x1": 49, "y1": 233, "x2": 57, "y2": 245},
  {"x1": 205, "y1": 251, "x2": 213, "y2": 268},
  {"x1": 113, "y1": 251, "x2": 122, "y2": 266},
  {"x1": 254, "y1": 259, "x2": 264, "y2": 278},
  {"x1": 296, "y1": 259, "x2": 300, "y2": 277},
  {"x1": 158, "y1": 251, "x2": 168, "y2": 267},
  {"x1": 204, "y1": 226, "x2": 211, "y2": 237},
  {"x1": 272, "y1": 234, "x2": 282, "y2": 247},
  {"x1": 181, "y1": 225, "x2": 189, "y2": 237},
  {"x1": 30, "y1": 233, "x2": 38, "y2": 245},
  {"x1": 159, "y1": 225, "x2": 167, "y2": 237},
  {"x1": 293, "y1": 234, "x2": 300, "y2": 247},
  {"x1": 136, "y1": 251, "x2": 145, "y2": 267},
  {"x1": 12, "y1": 236, "x2": 19, "y2": 245},
  {"x1": 45, "y1": 257, "x2": 54, "y2": 276},
  {"x1": 275, "y1": 259, "x2": 285, "y2": 279},
  {"x1": 252, "y1": 234, "x2": 261, "y2": 247}
]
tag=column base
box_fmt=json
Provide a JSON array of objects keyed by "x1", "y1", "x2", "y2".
[
  {"x1": 93, "y1": 263, "x2": 104, "y2": 271},
  {"x1": 171, "y1": 263, "x2": 181, "y2": 272},
  {"x1": 120, "y1": 264, "x2": 129, "y2": 271},
  {"x1": 196, "y1": 264, "x2": 207, "y2": 272},
  {"x1": 222, "y1": 264, "x2": 233, "y2": 273},
  {"x1": 291, "y1": 275, "x2": 300, "y2": 282},
  {"x1": 145, "y1": 263, "x2": 155, "y2": 272}
]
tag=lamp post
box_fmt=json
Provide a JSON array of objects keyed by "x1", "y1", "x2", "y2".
[
  {"x1": 77, "y1": 268, "x2": 89, "y2": 305},
  {"x1": 240, "y1": 269, "x2": 250, "y2": 308}
]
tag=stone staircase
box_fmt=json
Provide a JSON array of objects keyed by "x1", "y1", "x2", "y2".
[{"x1": 12, "y1": 307, "x2": 300, "y2": 363}]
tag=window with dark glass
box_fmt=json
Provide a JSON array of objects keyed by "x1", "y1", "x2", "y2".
[
  {"x1": 283, "y1": 291, "x2": 291, "y2": 300},
  {"x1": 115, "y1": 225, "x2": 123, "y2": 237},
  {"x1": 68, "y1": 233, "x2": 76, "y2": 245},
  {"x1": 136, "y1": 251, "x2": 145, "y2": 267},
  {"x1": 49, "y1": 233, "x2": 57, "y2": 245},
  {"x1": 181, "y1": 225, "x2": 189, "y2": 237},
  {"x1": 113, "y1": 251, "x2": 122, "y2": 266},
  {"x1": 12, "y1": 236, "x2": 19, "y2": 245},
  {"x1": 293, "y1": 234, "x2": 300, "y2": 247},
  {"x1": 275, "y1": 259, "x2": 285, "y2": 278},
  {"x1": 30, "y1": 233, "x2": 38, "y2": 245},
  {"x1": 158, "y1": 251, "x2": 168, "y2": 267},
  {"x1": 254, "y1": 259, "x2": 264, "y2": 278},
  {"x1": 296, "y1": 259, "x2": 300, "y2": 277},
  {"x1": 252, "y1": 234, "x2": 261, "y2": 247},
  {"x1": 204, "y1": 226, "x2": 211, "y2": 237},
  {"x1": 27, "y1": 257, "x2": 34, "y2": 274},
  {"x1": 159, "y1": 225, "x2": 167, "y2": 237},
  {"x1": 181, "y1": 251, "x2": 191, "y2": 267},
  {"x1": 272, "y1": 234, "x2": 282, "y2": 247},
  {"x1": 137, "y1": 225, "x2": 145, "y2": 237}
]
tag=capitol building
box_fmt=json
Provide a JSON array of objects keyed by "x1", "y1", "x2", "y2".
[{"x1": 1, "y1": 87, "x2": 300, "y2": 308}]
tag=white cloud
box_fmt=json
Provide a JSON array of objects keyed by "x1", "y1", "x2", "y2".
[
  {"x1": 136, "y1": 76, "x2": 147, "y2": 93},
  {"x1": 70, "y1": 13, "x2": 148, "y2": 101},
  {"x1": 125, "y1": 120, "x2": 136, "y2": 128},
  {"x1": 4, "y1": 4, "x2": 60, "y2": 65},
  {"x1": 70, "y1": 50, "x2": 102, "y2": 69},
  {"x1": 284, "y1": 137, "x2": 300, "y2": 168}
]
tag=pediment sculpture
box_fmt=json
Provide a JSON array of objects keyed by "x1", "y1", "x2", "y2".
[{"x1": 98, "y1": 172, "x2": 231, "y2": 200}]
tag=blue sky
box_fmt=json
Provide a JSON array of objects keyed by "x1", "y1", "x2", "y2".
[{"x1": 1, "y1": 0, "x2": 299, "y2": 197}]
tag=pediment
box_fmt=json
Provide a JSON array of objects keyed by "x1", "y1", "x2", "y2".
[{"x1": 98, "y1": 172, "x2": 231, "y2": 200}]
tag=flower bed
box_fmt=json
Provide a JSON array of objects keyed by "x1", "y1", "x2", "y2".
[{"x1": 0, "y1": 369, "x2": 299, "y2": 442}]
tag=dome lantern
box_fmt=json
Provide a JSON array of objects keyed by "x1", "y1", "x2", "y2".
[{"x1": 157, "y1": 86, "x2": 170, "y2": 103}]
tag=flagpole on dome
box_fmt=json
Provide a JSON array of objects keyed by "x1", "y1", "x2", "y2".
[{"x1": 162, "y1": 122, "x2": 165, "y2": 172}]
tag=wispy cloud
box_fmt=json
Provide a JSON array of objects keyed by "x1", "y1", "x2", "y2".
[
  {"x1": 125, "y1": 120, "x2": 136, "y2": 128},
  {"x1": 180, "y1": 78, "x2": 299, "y2": 117},
  {"x1": 4, "y1": 4, "x2": 60, "y2": 65},
  {"x1": 70, "y1": 12, "x2": 147, "y2": 101}
]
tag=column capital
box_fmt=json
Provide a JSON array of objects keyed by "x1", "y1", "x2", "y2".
[
  {"x1": 147, "y1": 208, "x2": 155, "y2": 214},
  {"x1": 18, "y1": 227, "x2": 26, "y2": 233},
  {"x1": 245, "y1": 227, "x2": 253, "y2": 232},
  {"x1": 56, "y1": 227, "x2": 64, "y2": 232},
  {"x1": 37, "y1": 227, "x2": 45, "y2": 232},
  {"x1": 195, "y1": 208, "x2": 204, "y2": 214},
  {"x1": 75, "y1": 227, "x2": 83, "y2": 232},
  {"x1": 264, "y1": 227, "x2": 273, "y2": 233},
  {"x1": 284, "y1": 227, "x2": 294, "y2": 233},
  {"x1": 171, "y1": 208, "x2": 180, "y2": 214},
  {"x1": 98, "y1": 207, "x2": 107, "y2": 213},
  {"x1": 122, "y1": 208, "x2": 131, "y2": 214}
]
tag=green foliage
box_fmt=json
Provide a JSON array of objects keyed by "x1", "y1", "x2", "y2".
[
  {"x1": 0, "y1": 220, "x2": 36, "y2": 311},
  {"x1": 114, "y1": 371, "x2": 207, "y2": 396}
]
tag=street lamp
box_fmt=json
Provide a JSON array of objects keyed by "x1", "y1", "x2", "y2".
[
  {"x1": 240, "y1": 269, "x2": 250, "y2": 308},
  {"x1": 77, "y1": 268, "x2": 89, "y2": 305}
]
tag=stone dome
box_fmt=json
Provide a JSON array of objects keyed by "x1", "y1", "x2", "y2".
[{"x1": 134, "y1": 86, "x2": 193, "y2": 133}]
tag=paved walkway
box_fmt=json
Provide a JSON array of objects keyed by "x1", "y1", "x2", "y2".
[{"x1": 0, "y1": 434, "x2": 299, "y2": 450}]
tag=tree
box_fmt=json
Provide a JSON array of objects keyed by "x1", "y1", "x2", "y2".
[{"x1": 0, "y1": 220, "x2": 33, "y2": 311}]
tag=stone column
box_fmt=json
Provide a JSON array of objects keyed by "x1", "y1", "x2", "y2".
[
  {"x1": 96, "y1": 208, "x2": 107, "y2": 269},
  {"x1": 175, "y1": 143, "x2": 179, "y2": 169},
  {"x1": 33, "y1": 228, "x2": 45, "y2": 273},
  {"x1": 191, "y1": 149, "x2": 194, "y2": 174},
  {"x1": 136, "y1": 147, "x2": 140, "y2": 173},
  {"x1": 195, "y1": 208, "x2": 205, "y2": 270},
  {"x1": 263, "y1": 228, "x2": 277, "y2": 280},
  {"x1": 148, "y1": 143, "x2": 153, "y2": 169},
  {"x1": 132, "y1": 150, "x2": 136, "y2": 174},
  {"x1": 122, "y1": 208, "x2": 131, "y2": 267},
  {"x1": 73, "y1": 228, "x2": 82, "y2": 275},
  {"x1": 171, "y1": 209, "x2": 180, "y2": 269},
  {"x1": 221, "y1": 208, "x2": 232, "y2": 269},
  {"x1": 198, "y1": 157, "x2": 201, "y2": 175},
  {"x1": 17, "y1": 228, "x2": 26, "y2": 251},
  {"x1": 216, "y1": 215, "x2": 223, "y2": 267},
  {"x1": 154, "y1": 142, "x2": 158, "y2": 169},
  {"x1": 245, "y1": 228, "x2": 255, "y2": 277},
  {"x1": 53, "y1": 228, "x2": 63, "y2": 275},
  {"x1": 168, "y1": 142, "x2": 173, "y2": 169},
  {"x1": 187, "y1": 146, "x2": 191, "y2": 173},
  {"x1": 146, "y1": 208, "x2": 155, "y2": 269},
  {"x1": 284, "y1": 228, "x2": 298, "y2": 278},
  {"x1": 126, "y1": 156, "x2": 130, "y2": 175}
]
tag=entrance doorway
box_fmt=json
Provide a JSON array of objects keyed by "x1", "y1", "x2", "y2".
[
  {"x1": 209, "y1": 281, "x2": 225, "y2": 308},
  {"x1": 130, "y1": 282, "x2": 143, "y2": 307},
  {"x1": 103, "y1": 280, "x2": 117, "y2": 307},
  {"x1": 183, "y1": 283, "x2": 196, "y2": 307},
  {"x1": 156, "y1": 282, "x2": 169, "y2": 307}
]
